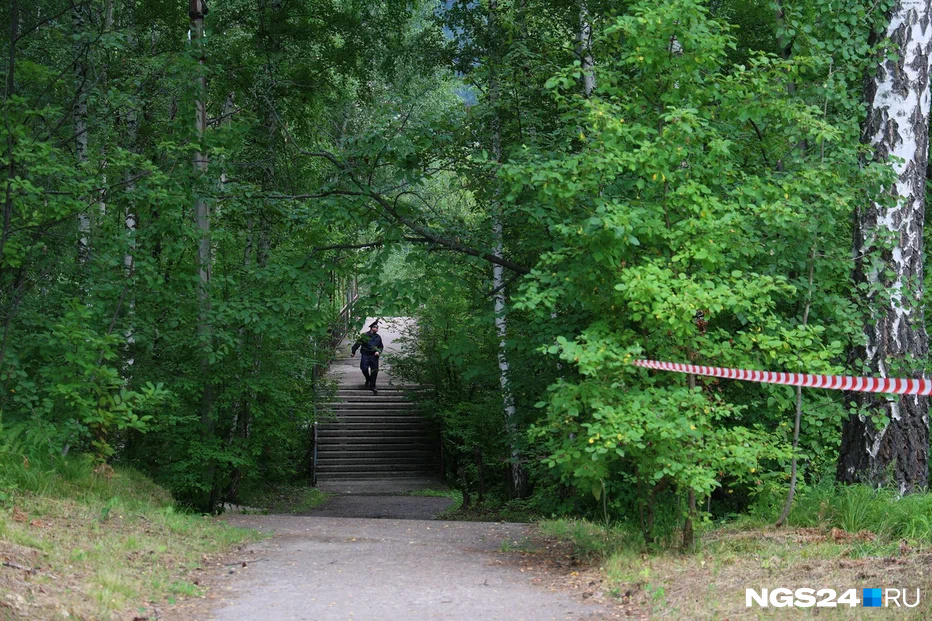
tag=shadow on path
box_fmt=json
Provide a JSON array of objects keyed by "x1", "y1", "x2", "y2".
[{"x1": 304, "y1": 494, "x2": 454, "y2": 520}]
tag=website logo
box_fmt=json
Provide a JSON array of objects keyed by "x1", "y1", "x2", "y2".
[{"x1": 745, "y1": 588, "x2": 920, "y2": 608}]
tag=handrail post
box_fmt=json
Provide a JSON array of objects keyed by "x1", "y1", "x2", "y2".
[{"x1": 311, "y1": 421, "x2": 318, "y2": 486}]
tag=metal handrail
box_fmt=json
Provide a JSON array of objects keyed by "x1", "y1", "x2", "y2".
[
  {"x1": 311, "y1": 286, "x2": 358, "y2": 486},
  {"x1": 330, "y1": 291, "x2": 359, "y2": 349},
  {"x1": 311, "y1": 421, "x2": 319, "y2": 486}
]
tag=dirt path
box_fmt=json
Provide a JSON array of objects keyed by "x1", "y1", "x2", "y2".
[{"x1": 182, "y1": 510, "x2": 616, "y2": 621}]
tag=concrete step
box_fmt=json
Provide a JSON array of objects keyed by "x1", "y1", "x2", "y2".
[
  {"x1": 336, "y1": 383, "x2": 425, "y2": 390},
  {"x1": 319, "y1": 413, "x2": 426, "y2": 421},
  {"x1": 317, "y1": 452, "x2": 438, "y2": 462},
  {"x1": 317, "y1": 443, "x2": 437, "y2": 452},
  {"x1": 317, "y1": 410, "x2": 430, "y2": 424},
  {"x1": 318, "y1": 432, "x2": 436, "y2": 440},
  {"x1": 318, "y1": 418, "x2": 431, "y2": 427},
  {"x1": 318, "y1": 435, "x2": 437, "y2": 443},
  {"x1": 317, "y1": 456, "x2": 439, "y2": 464},
  {"x1": 316, "y1": 441, "x2": 435, "y2": 450},
  {"x1": 318, "y1": 418, "x2": 429, "y2": 426},
  {"x1": 324, "y1": 402, "x2": 419, "y2": 410},
  {"x1": 334, "y1": 389, "x2": 426, "y2": 397},
  {"x1": 317, "y1": 472, "x2": 440, "y2": 481},
  {"x1": 318, "y1": 431, "x2": 437, "y2": 440},
  {"x1": 327, "y1": 396, "x2": 408, "y2": 404},
  {"x1": 315, "y1": 462, "x2": 440, "y2": 473},
  {"x1": 318, "y1": 437, "x2": 436, "y2": 445},
  {"x1": 318, "y1": 420, "x2": 434, "y2": 429}
]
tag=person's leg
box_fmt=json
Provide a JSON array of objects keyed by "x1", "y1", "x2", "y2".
[
  {"x1": 360, "y1": 355, "x2": 371, "y2": 387},
  {"x1": 369, "y1": 356, "x2": 379, "y2": 393}
]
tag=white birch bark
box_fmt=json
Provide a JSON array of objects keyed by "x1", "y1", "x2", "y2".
[
  {"x1": 839, "y1": 0, "x2": 932, "y2": 492},
  {"x1": 578, "y1": 1, "x2": 595, "y2": 97},
  {"x1": 123, "y1": 101, "x2": 138, "y2": 369},
  {"x1": 488, "y1": 0, "x2": 527, "y2": 498},
  {"x1": 73, "y1": 3, "x2": 90, "y2": 265}
]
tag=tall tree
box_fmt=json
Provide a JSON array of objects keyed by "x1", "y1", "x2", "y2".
[
  {"x1": 74, "y1": 1, "x2": 91, "y2": 266},
  {"x1": 190, "y1": 0, "x2": 217, "y2": 509},
  {"x1": 487, "y1": 0, "x2": 528, "y2": 499},
  {"x1": 838, "y1": 0, "x2": 932, "y2": 492}
]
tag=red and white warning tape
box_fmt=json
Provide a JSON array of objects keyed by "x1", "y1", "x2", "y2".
[{"x1": 633, "y1": 359, "x2": 932, "y2": 396}]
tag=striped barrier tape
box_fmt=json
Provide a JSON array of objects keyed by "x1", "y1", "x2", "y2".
[{"x1": 632, "y1": 359, "x2": 932, "y2": 396}]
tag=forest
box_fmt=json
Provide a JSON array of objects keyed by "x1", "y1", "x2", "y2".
[{"x1": 2, "y1": 0, "x2": 932, "y2": 553}]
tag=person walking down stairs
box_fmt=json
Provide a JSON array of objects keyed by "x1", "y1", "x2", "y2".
[{"x1": 351, "y1": 320, "x2": 384, "y2": 394}]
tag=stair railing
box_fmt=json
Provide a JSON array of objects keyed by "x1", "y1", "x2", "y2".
[
  {"x1": 311, "y1": 281, "x2": 358, "y2": 486},
  {"x1": 311, "y1": 421, "x2": 319, "y2": 486}
]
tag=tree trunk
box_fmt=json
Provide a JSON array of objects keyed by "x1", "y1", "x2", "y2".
[
  {"x1": 190, "y1": 0, "x2": 217, "y2": 511},
  {"x1": 123, "y1": 100, "x2": 138, "y2": 371},
  {"x1": 488, "y1": 0, "x2": 528, "y2": 499},
  {"x1": 838, "y1": 0, "x2": 932, "y2": 494},
  {"x1": 122, "y1": 9, "x2": 139, "y2": 372},
  {"x1": 578, "y1": 1, "x2": 595, "y2": 97},
  {"x1": 73, "y1": 2, "x2": 90, "y2": 266},
  {"x1": 1, "y1": 0, "x2": 18, "y2": 271}
]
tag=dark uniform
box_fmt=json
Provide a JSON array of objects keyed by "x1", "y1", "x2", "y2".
[{"x1": 351, "y1": 330, "x2": 384, "y2": 390}]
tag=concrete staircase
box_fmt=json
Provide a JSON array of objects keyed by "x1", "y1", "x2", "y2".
[
  {"x1": 316, "y1": 386, "x2": 441, "y2": 481},
  {"x1": 315, "y1": 317, "x2": 442, "y2": 485}
]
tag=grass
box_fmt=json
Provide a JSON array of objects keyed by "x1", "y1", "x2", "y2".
[
  {"x1": 404, "y1": 488, "x2": 465, "y2": 517},
  {"x1": 0, "y1": 453, "x2": 258, "y2": 619},
  {"x1": 529, "y1": 485, "x2": 932, "y2": 619},
  {"x1": 785, "y1": 482, "x2": 932, "y2": 542},
  {"x1": 234, "y1": 482, "x2": 331, "y2": 514},
  {"x1": 440, "y1": 496, "x2": 541, "y2": 522}
]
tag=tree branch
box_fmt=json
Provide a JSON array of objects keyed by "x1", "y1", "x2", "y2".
[
  {"x1": 295, "y1": 149, "x2": 531, "y2": 275},
  {"x1": 309, "y1": 237, "x2": 429, "y2": 254}
]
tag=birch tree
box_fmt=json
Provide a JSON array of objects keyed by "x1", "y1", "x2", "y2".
[
  {"x1": 578, "y1": 1, "x2": 595, "y2": 97},
  {"x1": 189, "y1": 0, "x2": 217, "y2": 510},
  {"x1": 487, "y1": 0, "x2": 528, "y2": 499},
  {"x1": 838, "y1": 0, "x2": 932, "y2": 493},
  {"x1": 74, "y1": 2, "x2": 91, "y2": 266}
]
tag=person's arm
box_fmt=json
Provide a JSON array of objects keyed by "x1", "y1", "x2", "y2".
[{"x1": 375, "y1": 335, "x2": 384, "y2": 353}]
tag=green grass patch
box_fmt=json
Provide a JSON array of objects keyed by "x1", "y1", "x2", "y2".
[
  {"x1": 539, "y1": 518, "x2": 639, "y2": 559},
  {"x1": 404, "y1": 488, "x2": 464, "y2": 518},
  {"x1": 532, "y1": 486, "x2": 932, "y2": 618},
  {"x1": 235, "y1": 482, "x2": 331, "y2": 514},
  {"x1": 0, "y1": 453, "x2": 258, "y2": 619},
  {"x1": 786, "y1": 482, "x2": 932, "y2": 542}
]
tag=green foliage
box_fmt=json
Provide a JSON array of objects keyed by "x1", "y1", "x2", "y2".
[
  {"x1": 0, "y1": 0, "x2": 444, "y2": 511},
  {"x1": 378, "y1": 0, "x2": 896, "y2": 542},
  {"x1": 781, "y1": 483, "x2": 932, "y2": 543},
  {"x1": 493, "y1": 0, "x2": 877, "y2": 537},
  {"x1": 4, "y1": 299, "x2": 169, "y2": 460}
]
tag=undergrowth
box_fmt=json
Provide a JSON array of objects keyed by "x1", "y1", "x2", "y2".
[
  {"x1": 536, "y1": 484, "x2": 932, "y2": 618},
  {"x1": 443, "y1": 497, "x2": 541, "y2": 523},
  {"x1": 784, "y1": 483, "x2": 932, "y2": 542},
  {"x1": 0, "y1": 452, "x2": 257, "y2": 619}
]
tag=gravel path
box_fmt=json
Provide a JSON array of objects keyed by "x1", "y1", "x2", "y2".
[{"x1": 201, "y1": 509, "x2": 615, "y2": 621}]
